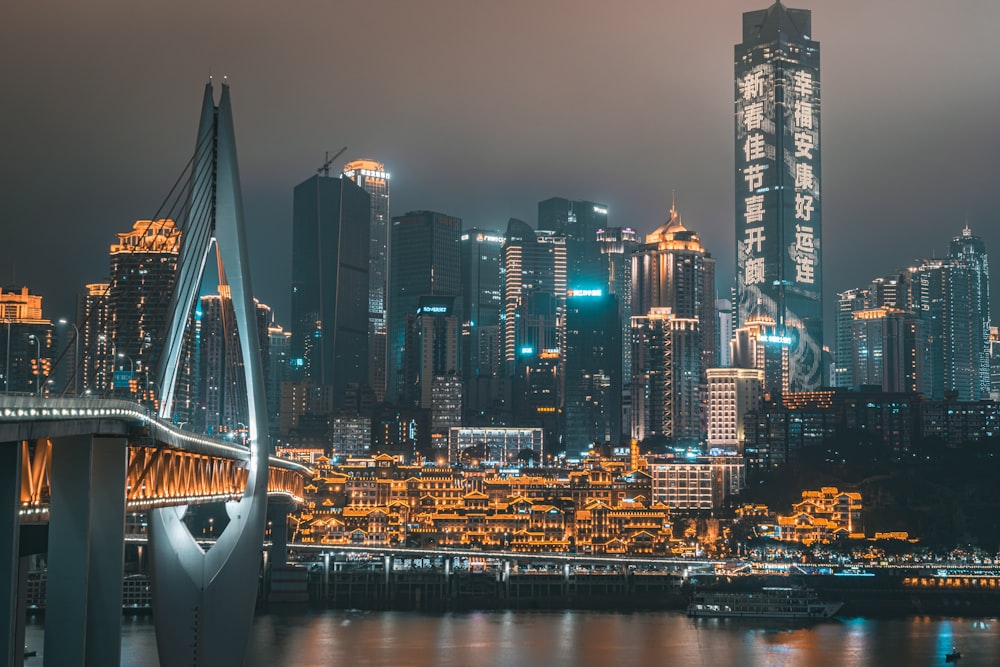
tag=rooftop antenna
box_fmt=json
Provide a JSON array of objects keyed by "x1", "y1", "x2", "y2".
[{"x1": 318, "y1": 147, "x2": 348, "y2": 177}]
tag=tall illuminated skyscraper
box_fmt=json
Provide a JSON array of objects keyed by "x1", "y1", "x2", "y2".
[
  {"x1": 290, "y1": 173, "x2": 370, "y2": 404},
  {"x1": 343, "y1": 159, "x2": 390, "y2": 401},
  {"x1": 735, "y1": 1, "x2": 823, "y2": 391}
]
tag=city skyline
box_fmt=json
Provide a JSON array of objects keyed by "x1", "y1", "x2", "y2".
[{"x1": 3, "y1": 1, "x2": 998, "y2": 343}]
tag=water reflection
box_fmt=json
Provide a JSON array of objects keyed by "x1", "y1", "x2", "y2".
[{"x1": 23, "y1": 611, "x2": 1000, "y2": 666}]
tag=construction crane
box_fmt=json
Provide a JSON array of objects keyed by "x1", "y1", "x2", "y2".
[{"x1": 317, "y1": 147, "x2": 348, "y2": 177}]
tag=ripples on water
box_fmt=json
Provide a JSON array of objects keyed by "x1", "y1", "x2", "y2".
[{"x1": 25, "y1": 611, "x2": 1000, "y2": 666}]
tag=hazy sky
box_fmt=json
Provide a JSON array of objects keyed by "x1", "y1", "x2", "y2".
[{"x1": 3, "y1": 0, "x2": 999, "y2": 339}]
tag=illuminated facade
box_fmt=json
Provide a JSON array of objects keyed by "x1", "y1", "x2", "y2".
[
  {"x1": 735, "y1": 2, "x2": 823, "y2": 391},
  {"x1": 75, "y1": 282, "x2": 110, "y2": 392},
  {"x1": 291, "y1": 173, "x2": 371, "y2": 403},
  {"x1": 706, "y1": 367, "x2": 764, "y2": 450},
  {"x1": 108, "y1": 219, "x2": 181, "y2": 398},
  {"x1": 632, "y1": 204, "x2": 716, "y2": 376},
  {"x1": 343, "y1": 159, "x2": 391, "y2": 401},
  {"x1": 387, "y1": 211, "x2": 462, "y2": 403},
  {"x1": 402, "y1": 296, "x2": 462, "y2": 433},
  {"x1": 648, "y1": 457, "x2": 745, "y2": 511},
  {"x1": 0, "y1": 286, "x2": 53, "y2": 395},
  {"x1": 446, "y1": 426, "x2": 543, "y2": 464},
  {"x1": 631, "y1": 309, "x2": 701, "y2": 443}
]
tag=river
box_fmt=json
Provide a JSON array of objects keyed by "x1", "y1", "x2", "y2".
[{"x1": 25, "y1": 610, "x2": 1000, "y2": 666}]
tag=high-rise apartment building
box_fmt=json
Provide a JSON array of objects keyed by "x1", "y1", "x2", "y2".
[
  {"x1": 75, "y1": 282, "x2": 110, "y2": 393},
  {"x1": 290, "y1": 173, "x2": 371, "y2": 405},
  {"x1": 343, "y1": 159, "x2": 390, "y2": 401},
  {"x1": 735, "y1": 2, "x2": 823, "y2": 391},
  {"x1": 0, "y1": 286, "x2": 53, "y2": 395},
  {"x1": 849, "y1": 307, "x2": 922, "y2": 394},
  {"x1": 907, "y1": 227, "x2": 991, "y2": 400},
  {"x1": 563, "y1": 290, "x2": 621, "y2": 453},
  {"x1": 107, "y1": 219, "x2": 181, "y2": 399},
  {"x1": 386, "y1": 210, "x2": 462, "y2": 403}
]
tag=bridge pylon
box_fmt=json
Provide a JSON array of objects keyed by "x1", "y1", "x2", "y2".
[{"x1": 149, "y1": 82, "x2": 270, "y2": 667}]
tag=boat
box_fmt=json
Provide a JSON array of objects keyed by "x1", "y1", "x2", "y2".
[
  {"x1": 687, "y1": 585, "x2": 842, "y2": 619},
  {"x1": 945, "y1": 648, "x2": 961, "y2": 662}
]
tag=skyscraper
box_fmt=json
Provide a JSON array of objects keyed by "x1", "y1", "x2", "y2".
[
  {"x1": 632, "y1": 204, "x2": 716, "y2": 375},
  {"x1": 907, "y1": 227, "x2": 991, "y2": 400},
  {"x1": 538, "y1": 197, "x2": 608, "y2": 290},
  {"x1": 563, "y1": 290, "x2": 621, "y2": 453},
  {"x1": 107, "y1": 219, "x2": 181, "y2": 397},
  {"x1": 0, "y1": 286, "x2": 53, "y2": 395},
  {"x1": 735, "y1": 1, "x2": 823, "y2": 391},
  {"x1": 290, "y1": 173, "x2": 371, "y2": 404},
  {"x1": 460, "y1": 228, "x2": 504, "y2": 419},
  {"x1": 343, "y1": 159, "x2": 391, "y2": 401},
  {"x1": 386, "y1": 210, "x2": 462, "y2": 403},
  {"x1": 598, "y1": 226, "x2": 639, "y2": 387}
]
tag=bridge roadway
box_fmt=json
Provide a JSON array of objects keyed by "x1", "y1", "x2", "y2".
[{"x1": 0, "y1": 394, "x2": 311, "y2": 667}]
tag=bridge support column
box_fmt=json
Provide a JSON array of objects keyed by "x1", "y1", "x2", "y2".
[
  {"x1": 45, "y1": 435, "x2": 127, "y2": 667},
  {"x1": 0, "y1": 441, "x2": 22, "y2": 667}
]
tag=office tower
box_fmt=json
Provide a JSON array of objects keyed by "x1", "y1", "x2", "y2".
[
  {"x1": 538, "y1": 197, "x2": 608, "y2": 289},
  {"x1": 598, "y1": 226, "x2": 639, "y2": 385},
  {"x1": 632, "y1": 203, "x2": 716, "y2": 376},
  {"x1": 503, "y1": 219, "x2": 567, "y2": 431},
  {"x1": 563, "y1": 290, "x2": 621, "y2": 453},
  {"x1": 460, "y1": 228, "x2": 504, "y2": 418},
  {"x1": 706, "y1": 368, "x2": 764, "y2": 451},
  {"x1": 290, "y1": 173, "x2": 370, "y2": 405},
  {"x1": 907, "y1": 227, "x2": 992, "y2": 400},
  {"x1": 402, "y1": 296, "x2": 462, "y2": 430},
  {"x1": 502, "y1": 219, "x2": 567, "y2": 368},
  {"x1": 107, "y1": 219, "x2": 181, "y2": 397},
  {"x1": 387, "y1": 210, "x2": 462, "y2": 403},
  {"x1": 343, "y1": 159, "x2": 391, "y2": 401},
  {"x1": 834, "y1": 288, "x2": 866, "y2": 388},
  {"x1": 850, "y1": 307, "x2": 922, "y2": 393},
  {"x1": 735, "y1": 2, "x2": 822, "y2": 391},
  {"x1": 0, "y1": 286, "x2": 53, "y2": 395}
]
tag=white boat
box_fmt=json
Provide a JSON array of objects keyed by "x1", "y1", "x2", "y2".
[{"x1": 687, "y1": 585, "x2": 842, "y2": 619}]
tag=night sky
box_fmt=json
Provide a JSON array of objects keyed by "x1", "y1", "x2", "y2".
[{"x1": 3, "y1": 1, "x2": 999, "y2": 341}]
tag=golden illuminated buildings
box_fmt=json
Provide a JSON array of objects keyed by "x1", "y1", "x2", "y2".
[
  {"x1": 706, "y1": 367, "x2": 764, "y2": 451},
  {"x1": 75, "y1": 282, "x2": 110, "y2": 392},
  {"x1": 107, "y1": 219, "x2": 181, "y2": 397},
  {"x1": 630, "y1": 204, "x2": 714, "y2": 444},
  {"x1": 0, "y1": 286, "x2": 53, "y2": 394}
]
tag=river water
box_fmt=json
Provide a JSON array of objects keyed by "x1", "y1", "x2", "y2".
[{"x1": 25, "y1": 610, "x2": 1000, "y2": 666}]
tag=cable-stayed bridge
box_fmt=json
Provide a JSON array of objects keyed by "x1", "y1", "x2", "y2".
[{"x1": 2, "y1": 82, "x2": 306, "y2": 667}]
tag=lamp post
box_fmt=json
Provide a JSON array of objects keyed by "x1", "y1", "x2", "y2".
[
  {"x1": 27, "y1": 334, "x2": 41, "y2": 396},
  {"x1": 58, "y1": 318, "x2": 81, "y2": 395},
  {"x1": 118, "y1": 352, "x2": 134, "y2": 397}
]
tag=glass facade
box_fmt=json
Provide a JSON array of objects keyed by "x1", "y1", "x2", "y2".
[{"x1": 735, "y1": 2, "x2": 823, "y2": 391}]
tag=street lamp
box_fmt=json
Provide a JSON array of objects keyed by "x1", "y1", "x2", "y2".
[
  {"x1": 117, "y1": 352, "x2": 134, "y2": 374},
  {"x1": 58, "y1": 318, "x2": 81, "y2": 395},
  {"x1": 27, "y1": 334, "x2": 41, "y2": 396}
]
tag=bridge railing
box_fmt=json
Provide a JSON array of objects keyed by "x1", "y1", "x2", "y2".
[{"x1": 2, "y1": 395, "x2": 311, "y2": 512}]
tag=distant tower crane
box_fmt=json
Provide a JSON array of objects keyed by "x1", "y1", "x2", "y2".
[{"x1": 317, "y1": 147, "x2": 348, "y2": 177}]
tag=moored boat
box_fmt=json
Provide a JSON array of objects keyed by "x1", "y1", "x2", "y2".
[{"x1": 687, "y1": 585, "x2": 842, "y2": 619}]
